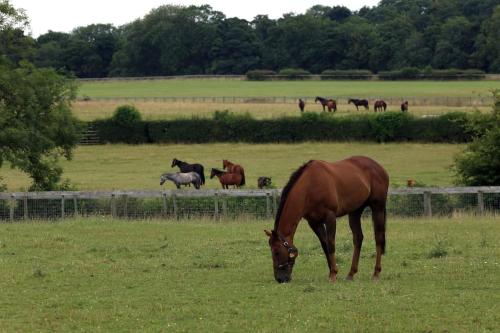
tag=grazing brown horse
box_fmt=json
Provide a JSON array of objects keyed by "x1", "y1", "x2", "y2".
[
  {"x1": 222, "y1": 159, "x2": 245, "y2": 186},
  {"x1": 210, "y1": 168, "x2": 243, "y2": 189},
  {"x1": 374, "y1": 100, "x2": 387, "y2": 112},
  {"x1": 258, "y1": 176, "x2": 272, "y2": 189},
  {"x1": 265, "y1": 156, "x2": 389, "y2": 283},
  {"x1": 298, "y1": 99, "x2": 305, "y2": 112},
  {"x1": 401, "y1": 101, "x2": 409, "y2": 112},
  {"x1": 315, "y1": 96, "x2": 337, "y2": 112},
  {"x1": 348, "y1": 98, "x2": 369, "y2": 111}
]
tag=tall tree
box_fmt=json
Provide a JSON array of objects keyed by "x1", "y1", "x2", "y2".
[{"x1": 0, "y1": 1, "x2": 82, "y2": 190}]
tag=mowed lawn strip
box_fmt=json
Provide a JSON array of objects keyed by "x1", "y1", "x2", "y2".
[
  {"x1": 0, "y1": 217, "x2": 498, "y2": 332},
  {"x1": 78, "y1": 79, "x2": 500, "y2": 98},
  {"x1": 1, "y1": 143, "x2": 463, "y2": 191}
]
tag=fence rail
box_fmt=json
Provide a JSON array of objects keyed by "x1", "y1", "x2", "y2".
[
  {"x1": 1, "y1": 187, "x2": 499, "y2": 221},
  {"x1": 77, "y1": 95, "x2": 494, "y2": 107}
]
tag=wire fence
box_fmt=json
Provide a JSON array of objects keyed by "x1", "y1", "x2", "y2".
[
  {"x1": 77, "y1": 95, "x2": 494, "y2": 107},
  {"x1": 1, "y1": 187, "x2": 499, "y2": 221}
]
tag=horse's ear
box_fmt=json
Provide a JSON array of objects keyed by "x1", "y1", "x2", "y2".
[{"x1": 264, "y1": 230, "x2": 272, "y2": 237}]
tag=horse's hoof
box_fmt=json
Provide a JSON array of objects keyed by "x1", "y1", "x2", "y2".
[
  {"x1": 371, "y1": 275, "x2": 380, "y2": 281},
  {"x1": 329, "y1": 275, "x2": 337, "y2": 283},
  {"x1": 345, "y1": 275, "x2": 354, "y2": 281}
]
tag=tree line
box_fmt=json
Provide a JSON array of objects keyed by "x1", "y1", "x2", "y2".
[{"x1": 9, "y1": 0, "x2": 500, "y2": 78}]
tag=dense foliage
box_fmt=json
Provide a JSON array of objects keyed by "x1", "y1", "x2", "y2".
[
  {"x1": 0, "y1": 1, "x2": 82, "y2": 190},
  {"x1": 92, "y1": 111, "x2": 476, "y2": 144},
  {"x1": 28, "y1": 1, "x2": 500, "y2": 77},
  {"x1": 453, "y1": 91, "x2": 500, "y2": 185}
]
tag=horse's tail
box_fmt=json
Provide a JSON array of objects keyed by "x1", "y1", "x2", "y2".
[
  {"x1": 240, "y1": 168, "x2": 245, "y2": 186},
  {"x1": 199, "y1": 166, "x2": 205, "y2": 185}
]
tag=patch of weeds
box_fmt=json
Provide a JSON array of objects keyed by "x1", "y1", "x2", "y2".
[
  {"x1": 479, "y1": 234, "x2": 488, "y2": 248},
  {"x1": 401, "y1": 260, "x2": 408, "y2": 267},
  {"x1": 33, "y1": 268, "x2": 44, "y2": 278},
  {"x1": 428, "y1": 238, "x2": 448, "y2": 259},
  {"x1": 195, "y1": 261, "x2": 227, "y2": 269},
  {"x1": 303, "y1": 286, "x2": 315, "y2": 293}
]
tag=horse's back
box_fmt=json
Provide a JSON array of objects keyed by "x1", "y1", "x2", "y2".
[{"x1": 301, "y1": 157, "x2": 388, "y2": 216}]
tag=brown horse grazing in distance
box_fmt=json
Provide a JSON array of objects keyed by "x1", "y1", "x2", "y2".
[
  {"x1": 374, "y1": 100, "x2": 387, "y2": 112},
  {"x1": 210, "y1": 168, "x2": 243, "y2": 189},
  {"x1": 326, "y1": 99, "x2": 337, "y2": 112},
  {"x1": 401, "y1": 101, "x2": 409, "y2": 112},
  {"x1": 222, "y1": 159, "x2": 245, "y2": 186},
  {"x1": 348, "y1": 98, "x2": 369, "y2": 111},
  {"x1": 298, "y1": 99, "x2": 305, "y2": 112},
  {"x1": 264, "y1": 157, "x2": 389, "y2": 283}
]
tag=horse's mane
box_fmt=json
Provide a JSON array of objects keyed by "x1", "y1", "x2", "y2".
[{"x1": 274, "y1": 160, "x2": 314, "y2": 230}]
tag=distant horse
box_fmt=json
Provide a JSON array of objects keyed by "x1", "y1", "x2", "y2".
[
  {"x1": 160, "y1": 172, "x2": 201, "y2": 189},
  {"x1": 374, "y1": 100, "x2": 387, "y2": 112},
  {"x1": 210, "y1": 168, "x2": 243, "y2": 189},
  {"x1": 265, "y1": 157, "x2": 389, "y2": 283},
  {"x1": 315, "y1": 96, "x2": 337, "y2": 112},
  {"x1": 298, "y1": 99, "x2": 305, "y2": 112},
  {"x1": 348, "y1": 98, "x2": 369, "y2": 111},
  {"x1": 401, "y1": 101, "x2": 409, "y2": 112},
  {"x1": 258, "y1": 176, "x2": 272, "y2": 189},
  {"x1": 222, "y1": 160, "x2": 245, "y2": 186},
  {"x1": 171, "y1": 158, "x2": 205, "y2": 185}
]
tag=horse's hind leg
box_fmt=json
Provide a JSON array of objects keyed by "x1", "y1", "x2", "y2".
[
  {"x1": 347, "y1": 208, "x2": 364, "y2": 281},
  {"x1": 371, "y1": 203, "x2": 387, "y2": 280}
]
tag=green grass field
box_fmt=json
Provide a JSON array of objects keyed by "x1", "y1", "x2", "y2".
[
  {"x1": 78, "y1": 79, "x2": 500, "y2": 98},
  {"x1": 0, "y1": 216, "x2": 498, "y2": 332},
  {"x1": 72, "y1": 100, "x2": 490, "y2": 121},
  {"x1": 1, "y1": 143, "x2": 463, "y2": 191}
]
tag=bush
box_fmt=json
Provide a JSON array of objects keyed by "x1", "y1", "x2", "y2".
[
  {"x1": 112, "y1": 105, "x2": 141, "y2": 126},
  {"x1": 277, "y1": 68, "x2": 312, "y2": 80},
  {"x1": 320, "y1": 69, "x2": 373, "y2": 80},
  {"x1": 246, "y1": 69, "x2": 277, "y2": 81}
]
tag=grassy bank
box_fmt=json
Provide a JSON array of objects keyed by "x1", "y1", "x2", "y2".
[
  {"x1": 0, "y1": 216, "x2": 498, "y2": 332},
  {"x1": 1, "y1": 142, "x2": 463, "y2": 191}
]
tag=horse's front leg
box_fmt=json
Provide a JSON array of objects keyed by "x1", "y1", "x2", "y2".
[{"x1": 324, "y1": 211, "x2": 338, "y2": 282}]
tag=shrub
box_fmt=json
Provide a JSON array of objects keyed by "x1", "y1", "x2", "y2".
[
  {"x1": 277, "y1": 68, "x2": 312, "y2": 80},
  {"x1": 112, "y1": 105, "x2": 142, "y2": 126},
  {"x1": 320, "y1": 69, "x2": 373, "y2": 80},
  {"x1": 246, "y1": 69, "x2": 276, "y2": 81}
]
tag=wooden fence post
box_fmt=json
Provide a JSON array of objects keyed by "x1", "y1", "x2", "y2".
[
  {"x1": 214, "y1": 192, "x2": 219, "y2": 220},
  {"x1": 23, "y1": 194, "x2": 28, "y2": 220},
  {"x1": 162, "y1": 192, "x2": 168, "y2": 218},
  {"x1": 111, "y1": 193, "x2": 116, "y2": 218},
  {"x1": 172, "y1": 194, "x2": 178, "y2": 219},
  {"x1": 477, "y1": 191, "x2": 484, "y2": 214},
  {"x1": 266, "y1": 193, "x2": 271, "y2": 219},
  {"x1": 73, "y1": 195, "x2": 78, "y2": 217},
  {"x1": 423, "y1": 191, "x2": 432, "y2": 217},
  {"x1": 61, "y1": 194, "x2": 65, "y2": 219},
  {"x1": 10, "y1": 194, "x2": 15, "y2": 221}
]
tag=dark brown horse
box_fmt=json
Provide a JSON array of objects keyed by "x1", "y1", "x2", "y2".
[
  {"x1": 315, "y1": 96, "x2": 336, "y2": 112},
  {"x1": 222, "y1": 159, "x2": 245, "y2": 185},
  {"x1": 171, "y1": 158, "x2": 205, "y2": 185},
  {"x1": 265, "y1": 157, "x2": 389, "y2": 283},
  {"x1": 257, "y1": 176, "x2": 272, "y2": 189},
  {"x1": 374, "y1": 100, "x2": 387, "y2": 112},
  {"x1": 348, "y1": 98, "x2": 369, "y2": 111},
  {"x1": 401, "y1": 101, "x2": 409, "y2": 112},
  {"x1": 298, "y1": 99, "x2": 305, "y2": 112},
  {"x1": 210, "y1": 168, "x2": 243, "y2": 189}
]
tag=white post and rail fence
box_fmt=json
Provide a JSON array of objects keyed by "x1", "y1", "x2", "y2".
[{"x1": 1, "y1": 187, "x2": 499, "y2": 221}]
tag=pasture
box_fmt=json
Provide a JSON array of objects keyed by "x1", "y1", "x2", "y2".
[
  {"x1": 0, "y1": 216, "x2": 498, "y2": 332},
  {"x1": 72, "y1": 100, "x2": 490, "y2": 121},
  {"x1": 78, "y1": 79, "x2": 500, "y2": 98},
  {"x1": 1, "y1": 142, "x2": 463, "y2": 191}
]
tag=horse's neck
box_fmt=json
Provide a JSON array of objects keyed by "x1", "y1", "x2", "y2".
[{"x1": 276, "y1": 192, "x2": 305, "y2": 243}]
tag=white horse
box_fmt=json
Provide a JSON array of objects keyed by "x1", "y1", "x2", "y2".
[{"x1": 160, "y1": 172, "x2": 201, "y2": 189}]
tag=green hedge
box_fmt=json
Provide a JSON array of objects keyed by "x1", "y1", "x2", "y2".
[
  {"x1": 320, "y1": 69, "x2": 373, "y2": 80},
  {"x1": 378, "y1": 68, "x2": 486, "y2": 80},
  {"x1": 92, "y1": 111, "x2": 477, "y2": 144}
]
